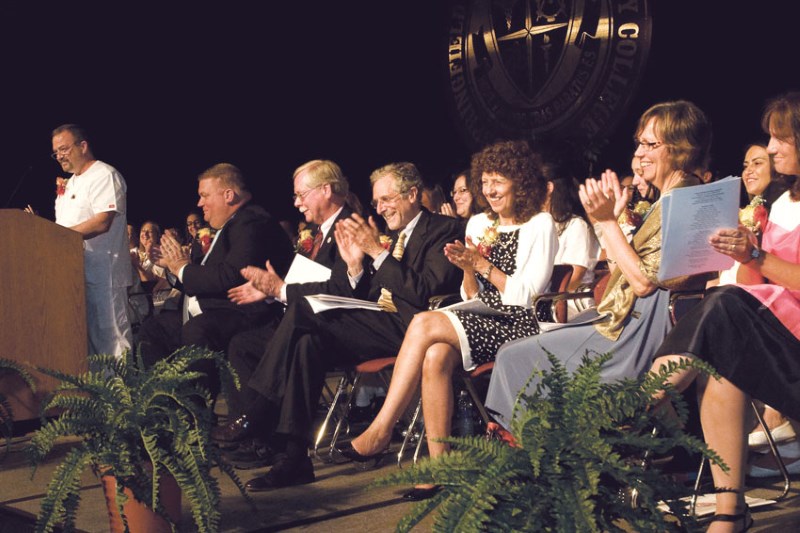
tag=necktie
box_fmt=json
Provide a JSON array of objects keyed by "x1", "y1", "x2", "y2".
[
  {"x1": 309, "y1": 229, "x2": 324, "y2": 260},
  {"x1": 377, "y1": 232, "x2": 407, "y2": 312}
]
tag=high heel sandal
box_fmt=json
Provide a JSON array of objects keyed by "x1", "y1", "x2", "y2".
[{"x1": 707, "y1": 488, "x2": 753, "y2": 532}]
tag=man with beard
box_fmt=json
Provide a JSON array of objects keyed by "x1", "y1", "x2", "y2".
[{"x1": 51, "y1": 124, "x2": 132, "y2": 358}]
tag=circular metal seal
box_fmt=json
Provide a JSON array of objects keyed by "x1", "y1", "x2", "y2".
[{"x1": 447, "y1": 0, "x2": 652, "y2": 150}]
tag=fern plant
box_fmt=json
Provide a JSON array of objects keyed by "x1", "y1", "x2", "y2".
[
  {"x1": 27, "y1": 346, "x2": 251, "y2": 533},
  {"x1": 0, "y1": 357, "x2": 37, "y2": 459},
  {"x1": 380, "y1": 352, "x2": 723, "y2": 532}
]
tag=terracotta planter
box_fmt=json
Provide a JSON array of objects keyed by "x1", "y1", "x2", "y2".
[{"x1": 100, "y1": 470, "x2": 181, "y2": 533}]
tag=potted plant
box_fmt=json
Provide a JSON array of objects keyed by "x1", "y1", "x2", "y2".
[
  {"x1": 0, "y1": 357, "x2": 37, "y2": 460},
  {"x1": 27, "y1": 346, "x2": 251, "y2": 533},
  {"x1": 381, "y1": 352, "x2": 724, "y2": 532}
]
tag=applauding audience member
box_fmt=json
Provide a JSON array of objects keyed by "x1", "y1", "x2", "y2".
[
  {"x1": 341, "y1": 140, "x2": 557, "y2": 500},
  {"x1": 485, "y1": 101, "x2": 714, "y2": 428},
  {"x1": 441, "y1": 169, "x2": 480, "y2": 219},
  {"x1": 222, "y1": 160, "x2": 357, "y2": 428},
  {"x1": 651, "y1": 92, "x2": 800, "y2": 531},
  {"x1": 138, "y1": 163, "x2": 293, "y2": 396}
]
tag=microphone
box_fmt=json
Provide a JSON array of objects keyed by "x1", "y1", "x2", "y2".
[{"x1": 4, "y1": 164, "x2": 34, "y2": 208}]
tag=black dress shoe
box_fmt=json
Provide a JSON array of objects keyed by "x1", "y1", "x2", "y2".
[
  {"x1": 211, "y1": 414, "x2": 254, "y2": 444},
  {"x1": 337, "y1": 442, "x2": 387, "y2": 468},
  {"x1": 402, "y1": 486, "x2": 442, "y2": 501},
  {"x1": 245, "y1": 454, "x2": 315, "y2": 492},
  {"x1": 223, "y1": 439, "x2": 275, "y2": 470}
]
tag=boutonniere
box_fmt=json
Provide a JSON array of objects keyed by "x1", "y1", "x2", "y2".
[
  {"x1": 618, "y1": 200, "x2": 652, "y2": 229},
  {"x1": 296, "y1": 228, "x2": 314, "y2": 254},
  {"x1": 740, "y1": 195, "x2": 768, "y2": 233},
  {"x1": 379, "y1": 234, "x2": 392, "y2": 251},
  {"x1": 56, "y1": 177, "x2": 68, "y2": 196},
  {"x1": 477, "y1": 219, "x2": 500, "y2": 258},
  {"x1": 197, "y1": 227, "x2": 215, "y2": 255}
]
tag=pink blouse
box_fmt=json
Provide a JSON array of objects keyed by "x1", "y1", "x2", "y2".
[{"x1": 737, "y1": 192, "x2": 800, "y2": 339}]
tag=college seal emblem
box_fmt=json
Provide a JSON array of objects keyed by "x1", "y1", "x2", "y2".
[{"x1": 447, "y1": 0, "x2": 652, "y2": 149}]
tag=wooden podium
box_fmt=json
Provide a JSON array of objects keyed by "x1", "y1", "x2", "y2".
[{"x1": 0, "y1": 209, "x2": 87, "y2": 421}]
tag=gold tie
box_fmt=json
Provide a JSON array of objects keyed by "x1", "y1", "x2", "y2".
[{"x1": 377, "y1": 232, "x2": 407, "y2": 312}]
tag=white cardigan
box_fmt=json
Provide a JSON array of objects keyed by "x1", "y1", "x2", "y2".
[{"x1": 462, "y1": 211, "x2": 558, "y2": 308}]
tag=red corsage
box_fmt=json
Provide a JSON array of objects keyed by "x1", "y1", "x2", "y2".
[
  {"x1": 55, "y1": 177, "x2": 68, "y2": 196},
  {"x1": 295, "y1": 229, "x2": 314, "y2": 254},
  {"x1": 753, "y1": 204, "x2": 768, "y2": 233},
  {"x1": 740, "y1": 195, "x2": 767, "y2": 233},
  {"x1": 197, "y1": 227, "x2": 215, "y2": 255},
  {"x1": 477, "y1": 219, "x2": 500, "y2": 258},
  {"x1": 379, "y1": 234, "x2": 392, "y2": 250}
]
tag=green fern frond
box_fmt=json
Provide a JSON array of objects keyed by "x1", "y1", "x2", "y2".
[{"x1": 34, "y1": 445, "x2": 92, "y2": 533}]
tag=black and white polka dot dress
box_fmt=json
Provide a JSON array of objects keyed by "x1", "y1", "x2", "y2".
[{"x1": 452, "y1": 228, "x2": 539, "y2": 366}]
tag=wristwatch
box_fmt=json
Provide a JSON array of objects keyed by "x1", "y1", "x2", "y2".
[{"x1": 742, "y1": 246, "x2": 762, "y2": 264}]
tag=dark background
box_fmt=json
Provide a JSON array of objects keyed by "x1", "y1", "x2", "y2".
[{"x1": 2, "y1": 1, "x2": 798, "y2": 232}]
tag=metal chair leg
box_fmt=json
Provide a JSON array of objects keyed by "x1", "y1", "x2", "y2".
[
  {"x1": 398, "y1": 396, "x2": 423, "y2": 468},
  {"x1": 327, "y1": 372, "x2": 362, "y2": 457},
  {"x1": 751, "y1": 401, "x2": 791, "y2": 501},
  {"x1": 313, "y1": 373, "x2": 349, "y2": 460}
]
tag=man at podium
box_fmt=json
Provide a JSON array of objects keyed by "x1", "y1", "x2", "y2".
[{"x1": 51, "y1": 124, "x2": 132, "y2": 358}]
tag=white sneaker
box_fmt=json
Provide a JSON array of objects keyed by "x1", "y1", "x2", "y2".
[{"x1": 748, "y1": 420, "x2": 796, "y2": 449}]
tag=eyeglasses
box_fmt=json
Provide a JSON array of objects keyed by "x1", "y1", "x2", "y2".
[
  {"x1": 450, "y1": 187, "x2": 469, "y2": 198},
  {"x1": 292, "y1": 185, "x2": 322, "y2": 202},
  {"x1": 50, "y1": 141, "x2": 82, "y2": 160},
  {"x1": 371, "y1": 193, "x2": 403, "y2": 210},
  {"x1": 635, "y1": 140, "x2": 663, "y2": 153}
]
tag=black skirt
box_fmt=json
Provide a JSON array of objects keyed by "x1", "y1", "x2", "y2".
[{"x1": 654, "y1": 285, "x2": 800, "y2": 421}]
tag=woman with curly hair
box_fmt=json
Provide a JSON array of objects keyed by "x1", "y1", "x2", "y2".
[
  {"x1": 341, "y1": 140, "x2": 558, "y2": 499},
  {"x1": 485, "y1": 100, "x2": 714, "y2": 429}
]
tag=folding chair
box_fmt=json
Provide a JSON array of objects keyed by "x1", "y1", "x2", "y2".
[{"x1": 313, "y1": 356, "x2": 397, "y2": 462}]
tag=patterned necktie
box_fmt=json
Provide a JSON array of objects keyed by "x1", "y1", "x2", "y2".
[
  {"x1": 377, "y1": 232, "x2": 407, "y2": 312},
  {"x1": 309, "y1": 229, "x2": 324, "y2": 260}
]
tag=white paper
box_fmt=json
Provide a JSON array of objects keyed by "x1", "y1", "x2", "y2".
[
  {"x1": 284, "y1": 254, "x2": 332, "y2": 284},
  {"x1": 437, "y1": 298, "x2": 511, "y2": 316},
  {"x1": 657, "y1": 493, "x2": 775, "y2": 517},
  {"x1": 657, "y1": 176, "x2": 740, "y2": 281},
  {"x1": 304, "y1": 294, "x2": 382, "y2": 313},
  {"x1": 537, "y1": 307, "x2": 608, "y2": 332}
]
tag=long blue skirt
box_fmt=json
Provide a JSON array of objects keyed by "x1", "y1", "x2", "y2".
[{"x1": 485, "y1": 288, "x2": 674, "y2": 428}]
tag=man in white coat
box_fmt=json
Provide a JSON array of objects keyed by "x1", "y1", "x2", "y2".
[{"x1": 52, "y1": 124, "x2": 132, "y2": 357}]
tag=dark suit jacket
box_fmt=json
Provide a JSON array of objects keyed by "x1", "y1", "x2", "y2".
[
  {"x1": 285, "y1": 206, "x2": 357, "y2": 303},
  {"x1": 182, "y1": 203, "x2": 294, "y2": 315},
  {"x1": 352, "y1": 209, "x2": 463, "y2": 324}
]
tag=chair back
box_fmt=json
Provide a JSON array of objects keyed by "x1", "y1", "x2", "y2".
[
  {"x1": 592, "y1": 271, "x2": 612, "y2": 303},
  {"x1": 550, "y1": 264, "x2": 574, "y2": 323}
]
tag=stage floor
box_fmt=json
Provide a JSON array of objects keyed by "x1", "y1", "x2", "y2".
[{"x1": 2, "y1": 402, "x2": 799, "y2": 532}]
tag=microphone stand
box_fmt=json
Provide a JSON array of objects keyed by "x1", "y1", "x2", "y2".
[{"x1": 4, "y1": 164, "x2": 34, "y2": 208}]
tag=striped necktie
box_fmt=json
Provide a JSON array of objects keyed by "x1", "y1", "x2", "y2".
[{"x1": 377, "y1": 232, "x2": 407, "y2": 312}]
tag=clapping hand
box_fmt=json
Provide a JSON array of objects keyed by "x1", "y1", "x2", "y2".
[
  {"x1": 444, "y1": 236, "x2": 482, "y2": 272},
  {"x1": 334, "y1": 220, "x2": 365, "y2": 276},
  {"x1": 337, "y1": 213, "x2": 384, "y2": 259},
  {"x1": 238, "y1": 260, "x2": 284, "y2": 299},
  {"x1": 157, "y1": 232, "x2": 190, "y2": 273},
  {"x1": 439, "y1": 202, "x2": 456, "y2": 218},
  {"x1": 579, "y1": 169, "x2": 629, "y2": 222}
]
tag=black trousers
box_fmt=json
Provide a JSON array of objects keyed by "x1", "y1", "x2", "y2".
[
  {"x1": 247, "y1": 297, "x2": 410, "y2": 440},
  {"x1": 137, "y1": 307, "x2": 277, "y2": 398},
  {"x1": 226, "y1": 321, "x2": 280, "y2": 419}
]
